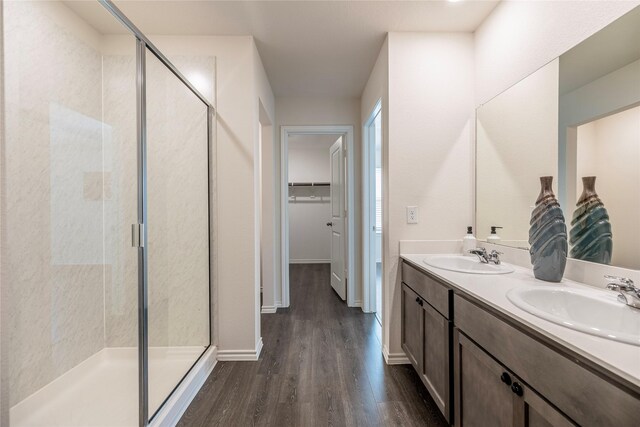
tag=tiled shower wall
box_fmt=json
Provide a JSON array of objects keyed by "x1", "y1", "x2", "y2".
[
  {"x1": 3, "y1": 1, "x2": 213, "y2": 404},
  {"x1": 4, "y1": 0, "x2": 109, "y2": 405}
]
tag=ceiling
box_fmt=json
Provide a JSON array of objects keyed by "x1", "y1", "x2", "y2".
[{"x1": 67, "y1": 0, "x2": 500, "y2": 97}]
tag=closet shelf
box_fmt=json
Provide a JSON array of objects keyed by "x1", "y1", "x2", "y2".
[{"x1": 288, "y1": 182, "x2": 330, "y2": 187}]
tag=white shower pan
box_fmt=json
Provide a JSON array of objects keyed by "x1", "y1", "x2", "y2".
[{"x1": 10, "y1": 346, "x2": 205, "y2": 427}]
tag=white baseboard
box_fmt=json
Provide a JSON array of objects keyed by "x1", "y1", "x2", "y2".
[
  {"x1": 261, "y1": 305, "x2": 278, "y2": 314},
  {"x1": 289, "y1": 259, "x2": 330, "y2": 264},
  {"x1": 217, "y1": 338, "x2": 263, "y2": 361},
  {"x1": 152, "y1": 345, "x2": 218, "y2": 427},
  {"x1": 383, "y1": 345, "x2": 410, "y2": 365},
  {"x1": 351, "y1": 299, "x2": 362, "y2": 308}
]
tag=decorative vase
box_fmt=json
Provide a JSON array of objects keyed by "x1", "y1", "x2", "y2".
[
  {"x1": 528, "y1": 176, "x2": 568, "y2": 282},
  {"x1": 569, "y1": 176, "x2": 612, "y2": 265}
]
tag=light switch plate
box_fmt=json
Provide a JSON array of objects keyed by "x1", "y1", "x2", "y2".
[{"x1": 407, "y1": 206, "x2": 418, "y2": 224}]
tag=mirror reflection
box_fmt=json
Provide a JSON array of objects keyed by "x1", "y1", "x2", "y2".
[
  {"x1": 476, "y1": 59, "x2": 559, "y2": 249},
  {"x1": 476, "y1": 6, "x2": 640, "y2": 269}
]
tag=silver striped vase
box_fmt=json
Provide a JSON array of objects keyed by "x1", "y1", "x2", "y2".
[
  {"x1": 528, "y1": 176, "x2": 567, "y2": 282},
  {"x1": 569, "y1": 177, "x2": 612, "y2": 265}
]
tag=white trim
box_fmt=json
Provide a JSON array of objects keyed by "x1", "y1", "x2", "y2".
[
  {"x1": 363, "y1": 100, "x2": 382, "y2": 314},
  {"x1": 261, "y1": 306, "x2": 278, "y2": 314},
  {"x1": 151, "y1": 346, "x2": 218, "y2": 427},
  {"x1": 217, "y1": 338, "x2": 263, "y2": 361},
  {"x1": 382, "y1": 345, "x2": 410, "y2": 365},
  {"x1": 353, "y1": 299, "x2": 363, "y2": 308},
  {"x1": 256, "y1": 337, "x2": 263, "y2": 359},
  {"x1": 280, "y1": 125, "x2": 356, "y2": 308},
  {"x1": 289, "y1": 259, "x2": 330, "y2": 264}
]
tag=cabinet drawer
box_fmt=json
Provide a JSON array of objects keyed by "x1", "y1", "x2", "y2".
[
  {"x1": 402, "y1": 261, "x2": 451, "y2": 319},
  {"x1": 454, "y1": 295, "x2": 640, "y2": 427}
]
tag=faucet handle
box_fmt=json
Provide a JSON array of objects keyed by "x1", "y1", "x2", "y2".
[
  {"x1": 605, "y1": 275, "x2": 635, "y2": 287},
  {"x1": 487, "y1": 249, "x2": 503, "y2": 265},
  {"x1": 605, "y1": 276, "x2": 640, "y2": 309},
  {"x1": 605, "y1": 276, "x2": 636, "y2": 292}
]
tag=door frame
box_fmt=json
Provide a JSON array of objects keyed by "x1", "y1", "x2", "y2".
[
  {"x1": 280, "y1": 125, "x2": 355, "y2": 308},
  {"x1": 363, "y1": 100, "x2": 382, "y2": 314}
]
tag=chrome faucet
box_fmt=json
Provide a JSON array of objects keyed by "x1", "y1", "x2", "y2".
[
  {"x1": 605, "y1": 276, "x2": 640, "y2": 309},
  {"x1": 469, "y1": 248, "x2": 503, "y2": 265}
]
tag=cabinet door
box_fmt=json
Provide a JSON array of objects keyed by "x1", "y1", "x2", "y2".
[
  {"x1": 455, "y1": 329, "x2": 577, "y2": 427},
  {"x1": 518, "y1": 386, "x2": 577, "y2": 427},
  {"x1": 454, "y1": 329, "x2": 516, "y2": 427},
  {"x1": 401, "y1": 284, "x2": 423, "y2": 371},
  {"x1": 422, "y1": 301, "x2": 451, "y2": 422}
]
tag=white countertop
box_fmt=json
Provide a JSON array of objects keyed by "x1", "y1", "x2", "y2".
[{"x1": 400, "y1": 253, "x2": 640, "y2": 389}]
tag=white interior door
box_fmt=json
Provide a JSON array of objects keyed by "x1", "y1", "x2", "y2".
[{"x1": 329, "y1": 137, "x2": 346, "y2": 300}]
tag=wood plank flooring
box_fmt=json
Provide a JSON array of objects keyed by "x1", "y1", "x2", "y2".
[{"x1": 178, "y1": 263, "x2": 448, "y2": 426}]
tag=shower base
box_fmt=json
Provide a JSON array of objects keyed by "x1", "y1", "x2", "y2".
[{"x1": 10, "y1": 346, "x2": 205, "y2": 427}]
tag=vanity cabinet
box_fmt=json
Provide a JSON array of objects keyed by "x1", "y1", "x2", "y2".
[
  {"x1": 401, "y1": 263, "x2": 453, "y2": 423},
  {"x1": 454, "y1": 294, "x2": 640, "y2": 427},
  {"x1": 454, "y1": 329, "x2": 575, "y2": 427},
  {"x1": 400, "y1": 260, "x2": 640, "y2": 427}
]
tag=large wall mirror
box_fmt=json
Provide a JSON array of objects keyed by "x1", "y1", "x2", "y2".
[{"x1": 477, "y1": 6, "x2": 640, "y2": 269}]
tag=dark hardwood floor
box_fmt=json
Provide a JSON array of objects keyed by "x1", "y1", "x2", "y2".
[{"x1": 178, "y1": 263, "x2": 448, "y2": 426}]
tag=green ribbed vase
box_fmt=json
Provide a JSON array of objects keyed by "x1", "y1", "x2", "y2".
[
  {"x1": 569, "y1": 176, "x2": 612, "y2": 265},
  {"x1": 528, "y1": 176, "x2": 567, "y2": 282}
]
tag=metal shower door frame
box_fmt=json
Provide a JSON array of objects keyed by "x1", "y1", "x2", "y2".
[{"x1": 97, "y1": 1, "x2": 215, "y2": 426}]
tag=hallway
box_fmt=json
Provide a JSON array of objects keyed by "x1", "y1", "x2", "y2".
[{"x1": 178, "y1": 264, "x2": 448, "y2": 426}]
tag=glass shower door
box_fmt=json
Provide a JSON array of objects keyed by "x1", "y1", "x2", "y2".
[
  {"x1": 144, "y1": 48, "x2": 211, "y2": 419},
  {"x1": 3, "y1": 1, "x2": 140, "y2": 426}
]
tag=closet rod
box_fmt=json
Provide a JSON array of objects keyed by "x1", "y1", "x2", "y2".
[{"x1": 288, "y1": 182, "x2": 330, "y2": 187}]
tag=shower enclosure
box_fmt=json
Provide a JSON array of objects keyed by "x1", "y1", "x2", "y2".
[{"x1": 2, "y1": 1, "x2": 214, "y2": 426}]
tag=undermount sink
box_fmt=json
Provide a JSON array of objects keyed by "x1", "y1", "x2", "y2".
[
  {"x1": 423, "y1": 255, "x2": 515, "y2": 275},
  {"x1": 507, "y1": 286, "x2": 640, "y2": 346}
]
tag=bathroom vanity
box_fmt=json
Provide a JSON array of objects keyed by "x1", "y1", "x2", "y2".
[
  {"x1": 400, "y1": 256, "x2": 640, "y2": 427},
  {"x1": 419, "y1": 7, "x2": 640, "y2": 425}
]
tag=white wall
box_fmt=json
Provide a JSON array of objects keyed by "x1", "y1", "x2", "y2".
[
  {"x1": 274, "y1": 97, "x2": 362, "y2": 306},
  {"x1": 474, "y1": 0, "x2": 640, "y2": 106},
  {"x1": 385, "y1": 33, "x2": 475, "y2": 358},
  {"x1": 576, "y1": 106, "x2": 640, "y2": 269},
  {"x1": 288, "y1": 137, "x2": 334, "y2": 182},
  {"x1": 287, "y1": 136, "x2": 333, "y2": 263}
]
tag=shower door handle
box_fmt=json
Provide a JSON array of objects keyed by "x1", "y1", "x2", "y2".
[{"x1": 131, "y1": 223, "x2": 145, "y2": 248}]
